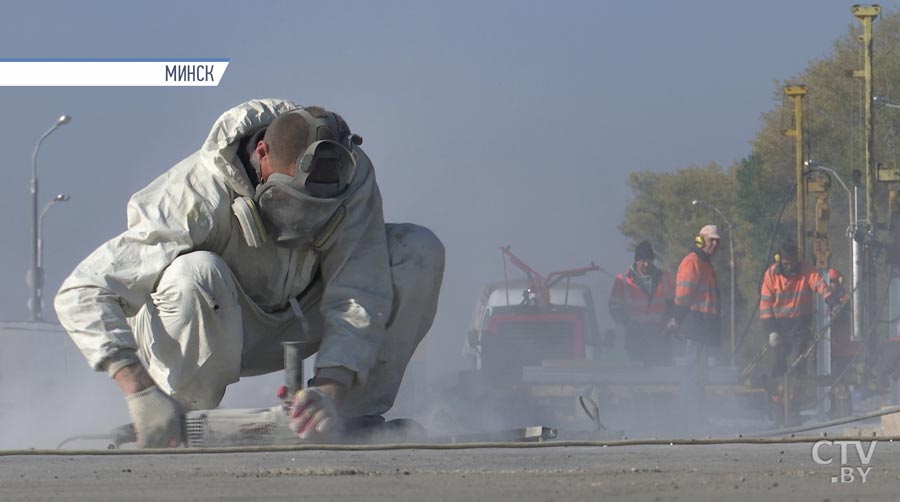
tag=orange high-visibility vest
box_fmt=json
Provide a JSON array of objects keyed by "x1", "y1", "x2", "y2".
[
  {"x1": 608, "y1": 268, "x2": 674, "y2": 326},
  {"x1": 759, "y1": 261, "x2": 834, "y2": 320},
  {"x1": 674, "y1": 250, "x2": 719, "y2": 315}
]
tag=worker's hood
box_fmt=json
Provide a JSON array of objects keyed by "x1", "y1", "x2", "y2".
[
  {"x1": 198, "y1": 98, "x2": 371, "y2": 199},
  {"x1": 199, "y1": 99, "x2": 292, "y2": 197}
]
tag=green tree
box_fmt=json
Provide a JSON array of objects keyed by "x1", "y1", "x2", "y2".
[
  {"x1": 620, "y1": 163, "x2": 735, "y2": 274},
  {"x1": 752, "y1": 9, "x2": 900, "y2": 275}
]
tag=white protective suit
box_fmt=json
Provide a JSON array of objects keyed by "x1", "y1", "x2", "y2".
[{"x1": 54, "y1": 99, "x2": 444, "y2": 417}]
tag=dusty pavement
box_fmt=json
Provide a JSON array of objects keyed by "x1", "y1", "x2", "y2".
[{"x1": 2, "y1": 441, "x2": 900, "y2": 501}]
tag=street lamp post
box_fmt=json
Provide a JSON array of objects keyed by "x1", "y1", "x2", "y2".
[
  {"x1": 38, "y1": 194, "x2": 71, "y2": 270},
  {"x1": 804, "y1": 160, "x2": 859, "y2": 413},
  {"x1": 805, "y1": 160, "x2": 857, "y2": 341},
  {"x1": 692, "y1": 199, "x2": 736, "y2": 365},
  {"x1": 29, "y1": 114, "x2": 71, "y2": 322}
]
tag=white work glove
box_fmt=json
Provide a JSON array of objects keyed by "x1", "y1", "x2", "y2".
[
  {"x1": 290, "y1": 387, "x2": 343, "y2": 440},
  {"x1": 125, "y1": 386, "x2": 184, "y2": 448},
  {"x1": 768, "y1": 331, "x2": 781, "y2": 348}
]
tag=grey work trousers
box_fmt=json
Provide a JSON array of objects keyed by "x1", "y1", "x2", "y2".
[
  {"x1": 681, "y1": 340, "x2": 710, "y2": 424},
  {"x1": 768, "y1": 333, "x2": 811, "y2": 379},
  {"x1": 130, "y1": 223, "x2": 444, "y2": 418}
]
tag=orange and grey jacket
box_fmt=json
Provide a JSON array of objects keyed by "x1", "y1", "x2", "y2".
[
  {"x1": 608, "y1": 265, "x2": 674, "y2": 333},
  {"x1": 759, "y1": 261, "x2": 838, "y2": 336},
  {"x1": 674, "y1": 249, "x2": 721, "y2": 344}
]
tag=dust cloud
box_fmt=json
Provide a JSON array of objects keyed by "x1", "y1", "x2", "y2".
[{"x1": 0, "y1": 247, "x2": 767, "y2": 451}]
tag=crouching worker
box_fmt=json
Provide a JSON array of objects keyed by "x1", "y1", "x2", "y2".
[
  {"x1": 760, "y1": 241, "x2": 842, "y2": 426},
  {"x1": 55, "y1": 99, "x2": 445, "y2": 447}
]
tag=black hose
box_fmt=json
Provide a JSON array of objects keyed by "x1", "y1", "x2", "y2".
[
  {"x1": 744, "y1": 403, "x2": 900, "y2": 437},
  {"x1": 733, "y1": 179, "x2": 798, "y2": 360},
  {"x1": 878, "y1": 311, "x2": 900, "y2": 325}
]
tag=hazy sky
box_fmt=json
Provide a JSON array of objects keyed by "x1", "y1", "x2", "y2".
[{"x1": 0, "y1": 0, "x2": 896, "y2": 378}]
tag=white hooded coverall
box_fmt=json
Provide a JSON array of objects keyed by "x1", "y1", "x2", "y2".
[{"x1": 54, "y1": 99, "x2": 444, "y2": 417}]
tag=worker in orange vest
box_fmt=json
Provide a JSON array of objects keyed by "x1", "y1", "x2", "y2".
[
  {"x1": 671, "y1": 224, "x2": 722, "y2": 429},
  {"x1": 760, "y1": 240, "x2": 842, "y2": 426},
  {"x1": 608, "y1": 241, "x2": 676, "y2": 366}
]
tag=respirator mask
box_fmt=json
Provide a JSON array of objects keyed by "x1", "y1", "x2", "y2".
[{"x1": 232, "y1": 108, "x2": 360, "y2": 249}]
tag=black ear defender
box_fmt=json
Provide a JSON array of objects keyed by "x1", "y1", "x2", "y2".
[{"x1": 695, "y1": 235, "x2": 705, "y2": 248}]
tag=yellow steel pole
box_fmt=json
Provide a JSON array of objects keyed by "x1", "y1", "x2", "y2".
[
  {"x1": 853, "y1": 4, "x2": 880, "y2": 224},
  {"x1": 852, "y1": 4, "x2": 881, "y2": 390},
  {"x1": 785, "y1": 85, "x2": 808, "y2": 257}
]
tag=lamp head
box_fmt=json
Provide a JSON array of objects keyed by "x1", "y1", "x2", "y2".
[
  {"x1": 873, "y1": 96, "x2": 900, "y2": 108},
  {"x1": 691, "y1": 199, "x2": 702, "y2": 207},
  {"x1": 56, "y1": 115, "x2": 71, "y2": 126},
  {"x1": 53, "y1": 194, "x2": 70, "y2": 202}
]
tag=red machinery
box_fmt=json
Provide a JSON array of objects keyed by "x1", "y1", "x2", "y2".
[{"x1": 467, "y1": 247, "x2": 602, "y2": 387}]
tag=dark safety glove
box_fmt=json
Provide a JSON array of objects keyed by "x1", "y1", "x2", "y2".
[
  {"x1": 825, "y1": 291, "x2": 844, "y2": 308},
  {"x1": 125, "y1": 386, "x2": 184, "y2": 448}
]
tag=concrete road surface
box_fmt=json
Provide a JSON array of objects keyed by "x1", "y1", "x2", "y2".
[{"x1": 3, "y1": 440, "x2": 900, "y2": 501}]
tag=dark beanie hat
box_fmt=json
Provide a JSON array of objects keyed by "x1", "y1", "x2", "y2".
[{"x1": 634, "y1": 241, "x2": 655, "y2": 262}]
